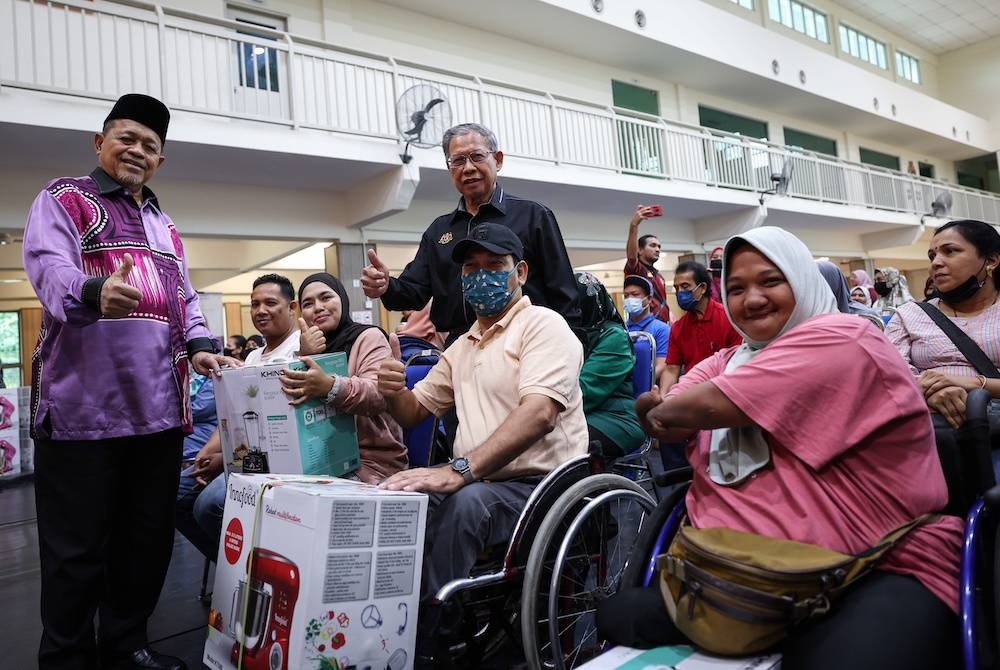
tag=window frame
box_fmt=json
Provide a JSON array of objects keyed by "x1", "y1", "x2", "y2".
[
  {"x1": 768, "y1": 0, "x2": 830, "y2": 44},
  {"x1": 895, "y1": 50, "x2": 921, "y2": 84},
  {"x1": 839, "y1": 23, "x2": 889, "y2": 70}
]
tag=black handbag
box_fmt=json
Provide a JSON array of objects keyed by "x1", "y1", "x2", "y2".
[{"x1": 915, "y1": 301, "x2": 1000, "y2": 447}]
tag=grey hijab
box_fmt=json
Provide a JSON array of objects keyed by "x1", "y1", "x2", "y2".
[
  {"x1": 709, "y1": 227, "x2": 838, "y2": 486},
  {"x1": 816, "y1": 261, "x2": 885, "y2": 327}
]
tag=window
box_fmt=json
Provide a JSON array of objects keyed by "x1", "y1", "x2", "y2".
[
  {"x1": 612, "y1": 80, "x2": 659, "y2": 116},
  {"x1": 895, "y1": 50, "x2": 921, "y2": 84},
  {"x1": 0, "y1": 312, "x2": 21, "y2": 388},
  {"x1": 783, "y1": 128, "x2": 837, "y2": 157},
  {"x1": 226, "y1": 7, "x2": 285, "y2": 93},
  {"x1": 699, "y1": 106, "x2": 768, "y2": 140},
  {"x1": 839, "y1": 24, "x2": 887, "y2": 70},
  {"x1": 729, "y1": 0, "x2": 754, "y2": 8},
  {"x1": 859, "y1": 148, "x2": 900, "y2": 171},
  {"x1": 768, "y1": 0, "x2": 829, "y2": 43},
  {"x1": 918, "y1": 162, "x2": 934, "y2": 179}
]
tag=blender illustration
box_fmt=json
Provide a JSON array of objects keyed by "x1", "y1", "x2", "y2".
[
  {"x1": 241, "y1": 409, "x2": 269, "y2": 474},
  {"x1": 230, "y1": 548, "x2": 300, "y2": 670}
]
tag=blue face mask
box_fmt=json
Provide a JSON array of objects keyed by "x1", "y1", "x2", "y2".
[
  {"x1": 623, "y1": 297, "x2": 646, "y2": 316},
  {"x1": 462, "y1": 266, "x2": 518, "y2": 316},
  {"x1": 676, "y1": 284, "x2": 705, "y2": 312}
]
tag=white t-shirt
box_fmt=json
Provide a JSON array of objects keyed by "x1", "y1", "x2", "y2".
[{"x1": 243, "y1": 330, "x2": 301, "y2": 365}]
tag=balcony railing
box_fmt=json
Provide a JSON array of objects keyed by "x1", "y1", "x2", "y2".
[{"x1": 3, "y1": 0, "x2": 999, "y2": 225}]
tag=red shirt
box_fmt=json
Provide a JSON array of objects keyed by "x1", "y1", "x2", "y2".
[
  {"x1": 623, "y1": 259, "x2": 670, "y2": 323},
  {"x1": 664, "y1": 297, "x2": 742, "y2": 369}
]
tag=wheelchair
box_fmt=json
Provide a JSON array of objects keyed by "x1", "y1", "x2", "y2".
[
  {"x1": 598, "y1": 388, "x2": 1000, "y2": 670},
  {"x1": 401, "y1": 331, "x2": 661, "y2": 669}
]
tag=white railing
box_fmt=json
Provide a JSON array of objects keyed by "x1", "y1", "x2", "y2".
[{"x1": 3, "y1": 0, "x2": 999, "y2": 225}]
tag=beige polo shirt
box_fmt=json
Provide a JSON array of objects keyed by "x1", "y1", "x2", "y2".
[{"x1": 411, "y1": 296, "x2": 588, "y2": 479}]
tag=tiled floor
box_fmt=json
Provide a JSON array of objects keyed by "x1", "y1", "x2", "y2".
[{"x1": 0, "y1": 476, "x2": 213, "y2": 669}]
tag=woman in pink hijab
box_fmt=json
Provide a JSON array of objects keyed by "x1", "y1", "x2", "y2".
[{"x1": 850, "y1": 269, "x2": 878, "y2": 305}]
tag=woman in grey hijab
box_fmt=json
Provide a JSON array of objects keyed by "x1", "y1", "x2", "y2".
[
  {"x1": 598, "y1": 226, "x2": 961, "y2": 669},
  {"x1": 816, "y1": 260, "x2": 885, "y2": 331}
]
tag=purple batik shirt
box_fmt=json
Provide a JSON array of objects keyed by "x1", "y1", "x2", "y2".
[{"x1": 23, "y1": 168, "x2": 217, "y2": 442}]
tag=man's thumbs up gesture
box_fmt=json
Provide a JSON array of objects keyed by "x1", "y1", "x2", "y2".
[
  {"x1": 101, "y1": 253, "x2": 142, "y2": 318},
  {"x1": 361, "y1": 248, "x2": 390, "y2": 299},
  {"x1": 377, "y1": 333, "x2": 407, "y2": 397}
]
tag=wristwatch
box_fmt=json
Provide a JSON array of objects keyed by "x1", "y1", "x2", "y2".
[{"x1": 450, "y1": 457, "x2": 475, "y2": 485}]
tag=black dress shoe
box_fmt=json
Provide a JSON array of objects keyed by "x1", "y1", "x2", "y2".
[{"x1": 113, "y1": 647, "x2": 187, "y2": 670}]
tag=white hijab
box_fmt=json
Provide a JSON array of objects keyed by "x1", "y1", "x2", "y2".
[{"x1": 709, "y1": 226, "x2": 839, "y2": 486}]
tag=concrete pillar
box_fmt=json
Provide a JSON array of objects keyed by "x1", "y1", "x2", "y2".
[{"x1": 336, "y1": 243, "x2": 380, "y2": 328}]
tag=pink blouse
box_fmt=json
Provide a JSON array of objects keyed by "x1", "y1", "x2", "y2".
[{"x1": 886, "y1": 298, "x2": 1000, "y2": 377}]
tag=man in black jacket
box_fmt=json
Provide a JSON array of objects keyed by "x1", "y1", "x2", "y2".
[{"x1": 361, "y1": 123, "x2": 579, "y2": 340}]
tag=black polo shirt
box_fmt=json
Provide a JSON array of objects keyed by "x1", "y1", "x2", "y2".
[{"x1": 382, "y1": 185, "x2": 580, "y2": 333}]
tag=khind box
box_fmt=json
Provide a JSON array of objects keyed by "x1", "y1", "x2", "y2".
[
  {"x1": 577, "y1": 645, "x2": 780, "y2": 670},
  {"x1": 215, "y1": 353, "x2": 360, "y2": 477},
  {"x1": 204, "y1": 473, "x2": 428, "y2": 670},
  {"x1": 17, "y1": 386, "x2": 33, "y2": 473},
  {"x1": 0, "y1": 388, "x2": 20, "y2": 479}
]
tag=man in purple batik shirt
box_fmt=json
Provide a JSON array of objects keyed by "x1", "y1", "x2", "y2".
[{"x1": 22, "y1": 93, "x2": 237, "y2": 670}]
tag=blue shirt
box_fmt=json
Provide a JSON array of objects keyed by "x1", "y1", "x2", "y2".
[
  {"x1": 183, "y1": 374, "x2": 217, "y2": 460},
  {"x1": 627, "y1": 313, "x2": 670, "y2": 359}
]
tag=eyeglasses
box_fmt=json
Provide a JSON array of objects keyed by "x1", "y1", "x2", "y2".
[{"x1": 446, "y1": 150, "x2": 494, "y2": 169}]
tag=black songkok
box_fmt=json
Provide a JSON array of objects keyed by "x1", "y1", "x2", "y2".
[{"x1": 104, "y1": 93, "x2": 170, "y2": 145}]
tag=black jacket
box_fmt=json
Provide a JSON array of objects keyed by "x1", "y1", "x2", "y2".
[{"x1": 382, "y1": 186, "x2": 580, "y2": 333}]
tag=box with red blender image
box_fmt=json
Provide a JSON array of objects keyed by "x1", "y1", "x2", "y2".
[
  {"x1": 204, "y1": 473, "x2": 428, "y2": 670},
  {"x1": 0, "y1": 388, "x2": 20, "y2": 479}
]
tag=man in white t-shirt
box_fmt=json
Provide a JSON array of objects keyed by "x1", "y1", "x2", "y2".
[
  {"x1": 243, "y1": 273, "x2": 301, "y2": 364},
  {"x1": 175, "y1": 273, "x2": 301, "y2": 561}
]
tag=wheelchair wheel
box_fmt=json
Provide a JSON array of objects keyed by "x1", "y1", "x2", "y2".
[
  {"x1": 521, "y1": 474, "x2": 654, "y2": 670},
  {"x1": 619, "y1": 482, "x2": 689, "y2": 590}
]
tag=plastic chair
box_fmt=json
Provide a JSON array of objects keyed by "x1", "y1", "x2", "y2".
[{"x1": 402, "y1": 350, "x2": 445, "y2": 467}]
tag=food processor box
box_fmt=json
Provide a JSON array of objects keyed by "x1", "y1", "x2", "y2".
[
  {"x1": 0, "y1": 388, "x2": 20, "y2": 479},
  {"x1": 215, "y1": 353, "x2": 360, "y2": 477},
  {"x1": 205, "y1": 473, "x2": 428, "y2": 670}
]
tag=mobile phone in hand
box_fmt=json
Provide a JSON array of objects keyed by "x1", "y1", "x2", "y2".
[{"x1": 643, "y1": 205, "x2": 664, "y2": 217}]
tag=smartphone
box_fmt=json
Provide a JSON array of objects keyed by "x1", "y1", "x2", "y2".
[{"x1": 643, "y1": 204, "x2": 664, "y2": 217}]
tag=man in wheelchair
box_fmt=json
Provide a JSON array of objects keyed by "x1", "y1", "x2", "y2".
[
  {"x1": 377, "y1": 222, "x2": 589, "y2": 665},
  {"x1": 600, "y1": 227, "x2": 963, "y2": 670}
]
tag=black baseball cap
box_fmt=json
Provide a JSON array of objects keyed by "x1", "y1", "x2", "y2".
[{"x1": 451, "y1": 223, "x2": 524, "y2": 263}]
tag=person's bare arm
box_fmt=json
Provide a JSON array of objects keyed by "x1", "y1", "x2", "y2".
[
  {"x1": 625, "y1": 206, "x2": 653, "y2": 264},
  {"x1": 381, "y1": 394, "x2": 560, "y2": 492},
  {"x1": 644, "y1": 380, "x2": 752, "y2": 442},
  {"x1": 658, "y1": 364, "x2": 681, "y2": 391}
]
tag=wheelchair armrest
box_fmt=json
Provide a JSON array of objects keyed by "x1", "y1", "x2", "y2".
[
  {"x1": 983, "y1": 485, "x2": 1000, "y2": 511},
  {"x1": 653, "y1": 465, "x2": 693, "y2": 488}
]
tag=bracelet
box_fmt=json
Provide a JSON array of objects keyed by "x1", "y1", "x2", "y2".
[
  {"x1": 977, "y1": 375, "x2": 988, "y2": 390},
  {"x1": 325, "y1": 375, "x2": 342, "y2": 404}
]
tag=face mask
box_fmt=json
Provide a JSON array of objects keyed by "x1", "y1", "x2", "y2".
[
  {"x1": 462, "y1": 266, "x2": 517, "y2": 316},
  {"x1": 709, "y1": 258, "x2": 723, "y2": 273},
  {"x1": 623, "y1": 297, "x2": 646, "y2": 316},
  {"x1": 938, "y1": 262, "x2": 987, "y2": 304},
  {"x1": 874, "y1": 281, "x2": 891, "y2": 297},
  {"x1": 676, "y1": 285, "x2": 704, "y2": 312}
]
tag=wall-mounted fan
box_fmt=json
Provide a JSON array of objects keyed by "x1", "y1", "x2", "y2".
[
  {"x1": 759, "y1": 157, "x2": 795, "y2": 205},
  {"x1": 395, "y1": 84, "x2": 453, "y2": 164},
  {"x1": 930, "y1": 192, "x2": 953, "y2": 218}
]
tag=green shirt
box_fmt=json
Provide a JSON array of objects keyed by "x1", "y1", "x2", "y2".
[{"x1": 580, "y1": 326, "x2": 645, "y2": 457}]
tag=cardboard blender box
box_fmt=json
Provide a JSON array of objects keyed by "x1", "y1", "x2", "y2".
[
  {"x1": 215, "y1": 353, "x2": 360, "y2": 477},
  {"x1": 204, "y1": 474, "x2": 428, "y2": 670}
]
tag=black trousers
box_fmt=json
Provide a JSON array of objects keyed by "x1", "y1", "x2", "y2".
[
  {"x1": 597, "y1": 572, "x2": 959, "y2": 670},
  {"x1": 34, "y1": 429, "x2": 184, "y2": 670}
]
